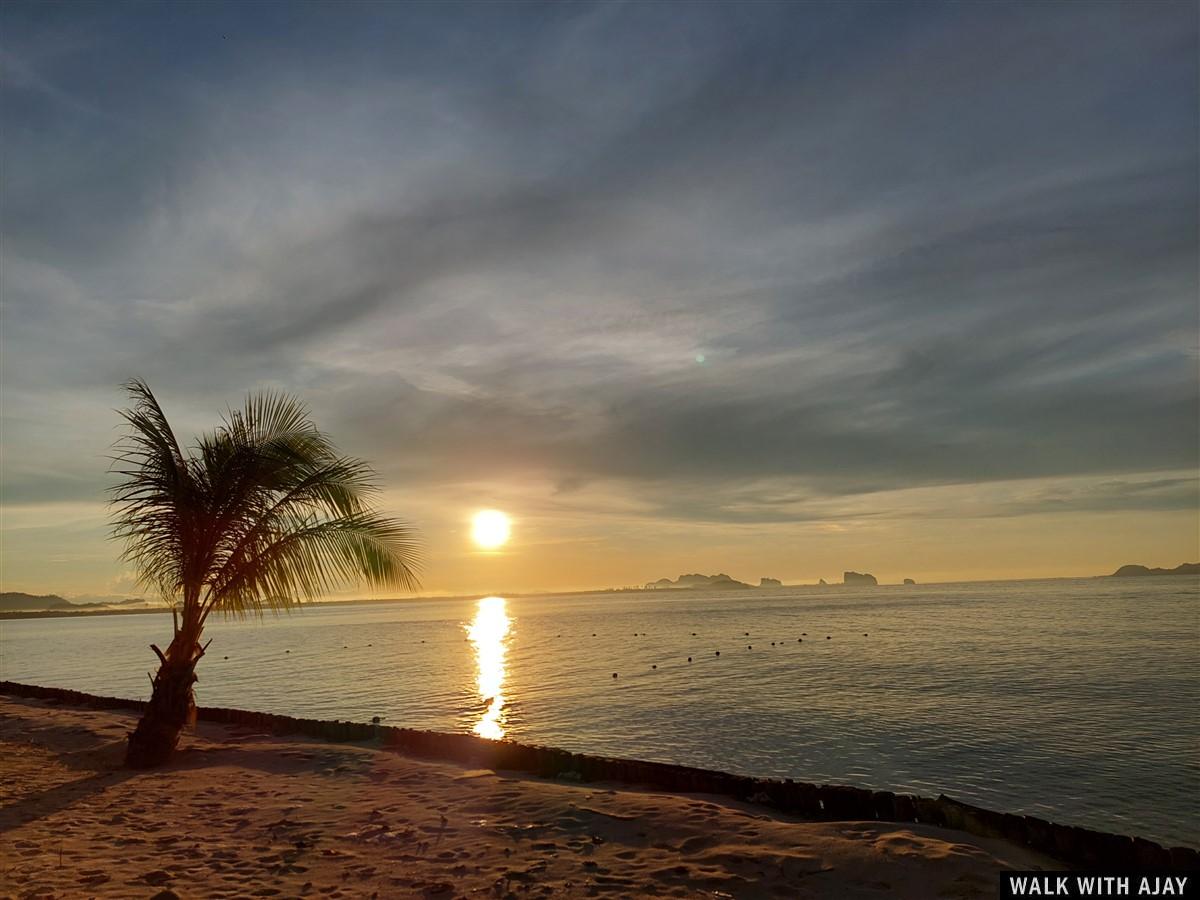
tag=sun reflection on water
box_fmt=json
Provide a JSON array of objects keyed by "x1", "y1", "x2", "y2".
[{"x1": 467, "y1": 596, "x2": 511, "y2": 739}]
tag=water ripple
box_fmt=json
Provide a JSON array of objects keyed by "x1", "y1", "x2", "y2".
[{"x1": 2, "y1": 577, "x2": 1196, "y2": 846}]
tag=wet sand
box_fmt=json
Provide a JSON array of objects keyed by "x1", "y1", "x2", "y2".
[{"x1": 1, "y1": 695, "x2": 1058, "y2": 898}]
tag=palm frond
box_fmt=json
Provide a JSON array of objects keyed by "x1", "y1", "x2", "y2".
[
  {"x1": 109, "y1": 382, "x2": 420, "y2": 619},
  {"x1": 204, "y1": 511, "x2": 420, "y2": 620},
  {"x1": 109, "y1": 379, "x2": 197, "y2": 602}
]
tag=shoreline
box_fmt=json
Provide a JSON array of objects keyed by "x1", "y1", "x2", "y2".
[{"x1": 2, "y1": 680, "x2": 1194, "y2": 875}]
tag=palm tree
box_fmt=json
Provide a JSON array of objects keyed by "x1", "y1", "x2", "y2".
[{"x1": 110, "y1": 379, "x2": 419, "y2": 768}]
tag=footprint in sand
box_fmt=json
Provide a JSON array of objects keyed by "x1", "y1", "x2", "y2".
[{"x1": 677, "y1": 835, "x2": 717, "y2": 854}]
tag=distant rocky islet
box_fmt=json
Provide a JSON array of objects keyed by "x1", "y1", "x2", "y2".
[
  {"x1": 644, "y1": 571, "x2": 907, "y2": 589},
  {"x1": 643, "y1": 562, "x2": 1200, "y2": 592},
  {"x1": 1109, "y1": 562, "x2": 1199, "y2": 577}
]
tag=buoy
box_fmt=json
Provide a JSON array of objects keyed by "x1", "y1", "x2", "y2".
[
  {"x1": 744, "y1": 632, "x2": 750, "y2": 636},
  {"x1": 285, "y1": 649, "x2": 290, "y2": 653},
  {"x1": 802, "y1": 632, "x2": 807, "y2": 636},
  {"x1": 687, "y1": 657, "x2": 692, "y2": 662},
  {"x1": 715, "y1": 651, "x2": 720, "y2": 656},
  {"x1": 747, "y1": 645, "x2": 752, "y2": 649},
  {"x1": 651, "y1": 664, "x2": 657, "y2": 669},
  {"x1": 863, "y1": 633, "x2": 868, "y2": 637},
  {"x1": 371, "y1": 716, "x2": 381, "y2": 724},
  {"x1": 612, "y1": 672, "x2": 618, "y2": 678},
  {"x1": 797, "y1": 638, "x2": 802, "y2": 642},
  {"x1": 826, "y1": 636, "x2": 831, "y2": 640},
  {"x1": 691, "y1": 632, "x2": 696, "y2": 636}
]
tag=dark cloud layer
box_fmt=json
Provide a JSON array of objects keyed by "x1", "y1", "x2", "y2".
[{"x1": 1, "y1": 0, "x2": 1196, "y2": 531}]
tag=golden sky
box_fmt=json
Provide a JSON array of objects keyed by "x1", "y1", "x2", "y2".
[{"x1": 1, "y1": 3, "x2": 1196, "y2": 601}]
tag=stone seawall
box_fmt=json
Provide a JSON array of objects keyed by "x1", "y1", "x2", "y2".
[{"x1": 3, "y1": 680, "x2": 1195, "y2": 872}]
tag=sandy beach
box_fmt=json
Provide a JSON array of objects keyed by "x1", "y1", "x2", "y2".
[{"x1": 0, "y1": 695, "x2": 1061, "y2": 899}]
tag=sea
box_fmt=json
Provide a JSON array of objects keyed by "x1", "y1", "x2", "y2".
[{"x1": 3, "y1": 576, "x2": 1197, "y2": 848}]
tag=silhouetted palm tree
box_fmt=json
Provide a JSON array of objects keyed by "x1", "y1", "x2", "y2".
[{"x1": 110, "y1": 379, "x2": 419, "y2": 767}]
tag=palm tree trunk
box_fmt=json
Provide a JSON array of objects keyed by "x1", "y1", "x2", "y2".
[{"x1": 124, "y1": 626, "x2": 205, "y2": 768}]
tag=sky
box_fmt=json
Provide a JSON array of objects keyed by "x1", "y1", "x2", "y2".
[{"x1": 1, "y1": 1, "x2": 1197, "y2": 599}]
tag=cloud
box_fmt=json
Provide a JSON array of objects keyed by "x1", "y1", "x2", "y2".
[{"x1": 0, "y1": 1, "x2": 1196, "y2": 590}]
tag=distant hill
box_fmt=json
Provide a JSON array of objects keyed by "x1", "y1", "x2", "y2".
[
  {"x1": 0, "y1": 592, "x2": 73, "y2": 611},
  {"x1": 0, "y1": 592, "x2": 159, "y2": 615},
  {"x1": 1109, "y1": 563, "x2": 1200, "y2": 578},
  {"x1": 74, "y1": 597, "x2": 154, "y2": 608}
]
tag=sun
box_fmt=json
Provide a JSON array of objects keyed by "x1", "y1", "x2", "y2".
[{"x1": 471, "y1": 510, "x2": 511, "y2": 550}]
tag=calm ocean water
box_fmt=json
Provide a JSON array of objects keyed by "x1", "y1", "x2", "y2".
[{"x1": 3, "y1": 577, "x2": 1197, "y2": 847}]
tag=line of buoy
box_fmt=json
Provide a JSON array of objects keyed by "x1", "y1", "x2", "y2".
[
  {"x1": 597, "y1": 628, "x2": 864, "y2": 681},
  {"x1": 604, "y1": 632, "x2": 848, "y2": 680}
]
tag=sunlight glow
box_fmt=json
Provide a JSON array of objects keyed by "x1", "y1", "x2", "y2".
[
  {"x1": 467, "y1": 596, "x2": 511, "y2": 739},
  {"x1": 471, "y1": 509, "x2": 511, "y2": 550}
]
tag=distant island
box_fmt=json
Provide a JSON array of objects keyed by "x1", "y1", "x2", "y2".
[
  {"x1": 642, "y1": 572, "x2": 891, "y2": 589},
  {"x1": 1109, "y1": 562, "x2": 1199, "y2": 578},
  {"x1": 644, "y1": 573, "x2": 764, "y2": 590}
]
